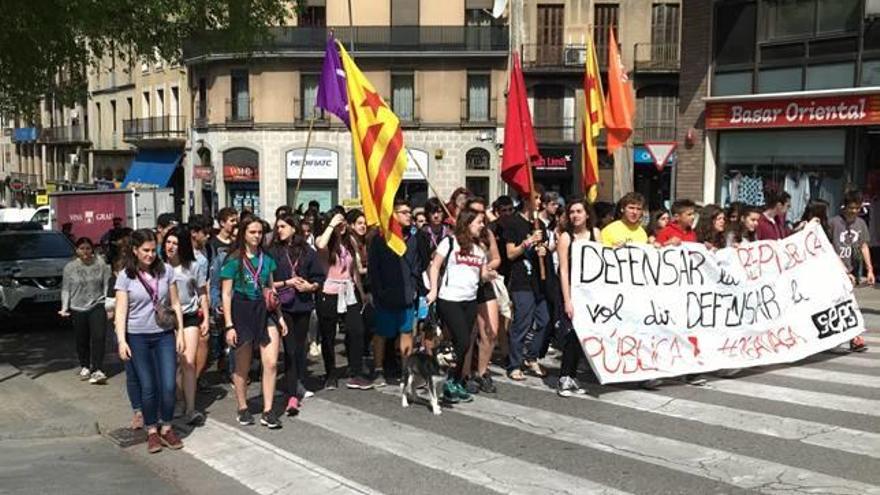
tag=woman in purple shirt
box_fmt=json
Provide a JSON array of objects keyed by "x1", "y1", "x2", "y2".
[{"x1": 114, "y1": 229, "x2": 185, "y2": 454}]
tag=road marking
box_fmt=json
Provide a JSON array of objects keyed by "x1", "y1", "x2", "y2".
[
  {"x1": 185, "y1": 418, "x2": 384, "y2": 495},
  {"x1": 815, "y1": 354, "x2": 880, "y2": 369},
  {"x1": 372, "y1": 387, "x2": 880, "y2": 495},
  {"x1": 703, "y1": 378, "x2": 880, "y2": 417},
  {"x1": 757, "y1": 366, "x2": 880, "y2": 388},
  {"x1": 863, "y1": 335, "x2": 880, "y2": 346},
  {"x1": 485, "y1": 366, "x2": 880, "y2": 459},
  {"x1": 299, "y1": 398, "x2": 631, "y2": 495}
]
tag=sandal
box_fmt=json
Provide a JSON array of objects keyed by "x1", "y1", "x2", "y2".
[
  {"x1": 508, "y1": 369, "x2": 526, "y2": 381},
  {"x1": 130, "y1": 410, "x2": 144, "y2": 430},
  {"x1": 524, "y1": 360, "x2": 546, "y2": 377}
]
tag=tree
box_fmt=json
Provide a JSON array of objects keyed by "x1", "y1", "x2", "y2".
[{"x1": 0, "y1": 0, "x2": 305, "y2": 117}]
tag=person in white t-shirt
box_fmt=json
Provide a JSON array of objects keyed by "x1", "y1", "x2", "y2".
[{"x1": 427, "y1": 209, "x2": 497, "y2": 403}]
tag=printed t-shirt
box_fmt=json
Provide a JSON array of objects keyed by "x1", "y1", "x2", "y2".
[
  {"x1": 830, "y1": 215, "x2": 870, "y2": 272},
  {"x1": 435, "y1": 236, "x2": 486, "y2": 302}
]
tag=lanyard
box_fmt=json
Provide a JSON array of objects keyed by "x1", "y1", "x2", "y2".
[{"x1": 242, "y1": 252, "x2": 264, "y2": 288}]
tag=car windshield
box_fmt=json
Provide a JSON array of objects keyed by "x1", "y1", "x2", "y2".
[{"x1": 0, "y1": 233, "x2": 74, "y2": 261}]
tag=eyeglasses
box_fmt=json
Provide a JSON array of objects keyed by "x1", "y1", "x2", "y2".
[{"x1": 396, "y1": 209, "x2": 412, "y2": 216}]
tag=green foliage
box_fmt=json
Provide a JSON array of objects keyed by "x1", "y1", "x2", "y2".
[{"x1": 0, "y1": 0, "x2": 303, "y2": 117}]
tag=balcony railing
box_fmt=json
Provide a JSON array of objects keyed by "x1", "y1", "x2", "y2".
[
  {"x1": 226, "y1": 98, "x2": 253, "y2": 126},
  {"x1": 522, "y1": 44, "x2": 595, "y2": 69},
  {"x1": 294, "y1": 98, "x2": 330, "y2": 127},
  {"x1": 461, "y1": 97, "x2": 497, "y2": 127},
  {"x1": 633, "y1": 125, "x2": 677, "y2": 143},
  {"x1": 633, "y1": 43, "x2": 680, "y2": 72},
  {"x1": 535, "y1": 118, "x2": 577, "y2": 143},
  {"x1": 41, "y1": 125, "x2": 89, "y2": 144},
  {"x1": 123, "y1": 116, "x2": 186, "y2": 141},
  {"x1": 184, "y1": 26, "x2": 509, "y2": 59}
]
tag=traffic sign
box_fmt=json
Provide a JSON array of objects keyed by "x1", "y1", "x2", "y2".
[{"x1": 643, "y1": 142, "x2": 677, "y2": 172}]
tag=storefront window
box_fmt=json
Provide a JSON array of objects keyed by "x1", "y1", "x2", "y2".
[
  {"x1": 862, "y1": 60, "x2": 880, "y2": 86},
  {"x1": 713, "y1": 71, "x2": 753, "y2": 96},
  {"x1": 805, "y1": 62, "x2": 854, "y2": 90},
  {"x1": 224, "y1": 147, "x2": 260, "y2": 217},
  {"x1": 758, "y1": 66, "x2": 802, "y2": 93},
  {"x1": 717, "y1": 130, "x2": 846, "y2": 218}
]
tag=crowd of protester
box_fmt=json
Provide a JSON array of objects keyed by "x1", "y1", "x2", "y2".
[{"x1": 59, "y1": 186, "x2": 876, "y2": 453}]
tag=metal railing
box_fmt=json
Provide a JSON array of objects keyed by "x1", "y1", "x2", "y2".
[
  {"x1": 122, "y1": 116, "x2": 187, "y2": 140},
  {"x1": 633, "y1": 125, "x2": 677, "y2": 143},
  {"x1": 460, "y1": 97, "x2": 497, "y2": 126},
  {"x1": 534, "y1": 118, "x2": 577, "y2": 143},
  {"x1": 522, "y1": 44, "x2": 594, "y2": 68},
  {"x1": 41, "y1": 125, "x2": 88, "y2": 144},
  {"x1": 184, "y1": 26, "x2": 509, "y2": 59},
  {"x1": 226, "y1": 98, "x2": 253, "y2": 126},
  {"x1": 633, "y1": 43, "x2": 680, "y2": 72}
]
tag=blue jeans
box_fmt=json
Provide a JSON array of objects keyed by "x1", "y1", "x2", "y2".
[
  {"x1": 124, "y1": 360, "x2": 143, "y2": 412},
  {"x1": 127, "y1": 331, "x2": 177, "y2": 428},
  {"x1": 508, "y1": 291, "x2": 549, "y2": 372}
]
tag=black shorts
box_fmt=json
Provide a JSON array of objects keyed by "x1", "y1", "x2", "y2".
[
  {"x1": 182, "y1": 312, "x2": 201, "y2": 328},
  {"x1": 231, "y1": 295, "x2": 271, "y2": 347},
  {"x1": 476, "y1": 282, "x2": 497, "y2": 304}
]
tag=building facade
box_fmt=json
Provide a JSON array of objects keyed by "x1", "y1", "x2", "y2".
[
  {"x1": 519, "y1": 0, "x2": 680, "y2": 209},
  {"x1": 679, "y1": 0, "x2": 879, "y2": 223},
  {"x1": 184, "y1": 0, "x2": 509, "y2": 218}
]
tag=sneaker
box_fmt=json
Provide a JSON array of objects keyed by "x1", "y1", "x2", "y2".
[
  {"x1": 260, "y1": 411, "x2": 282, "y2": 429},
  {"x1": 303, "y1": 390, "x2": 315, "y2": 399},
  {"x1": 442, "y1": 382, "x2": 460, "y2": 404},
  {"x1": 237, "y1": 408, "x2": 255, "y2": 426},
  {"x1": 186, "y1": 410, "x2": 206, "y2": 426},
  {"x1": 130, "y1": 410, "x2": 144, "y2": 430},
  {"x1": 685, "y1": 374, "x2": 707, "y2": 386},
  {"x1": 557, "y1": 376, "x2": 577, "y2": 398},
  {"x1": 479, "y1": 373, "x2": 497, "y2": 393},
  {"x1": 323, "y1": 376, "x2": 338, "y2": 390},
  {"x1": 285, "y1": 397, "x2": 300, "y2": 416},
  {"x1": 850, "y1": 336, "x2": 869, "y2": 353},
  {"x1": 465, "y1": 377, "x2": 481, "y2": 395},
  {"x1": 146, "y1": 432, "x2": 162, "y2": 454},
  {"x1": 78, "y1": 367, "x2": 91, "y2": 381},
  {"x1": 370, "y1": 370, "x2": 387, "y2": 388},
  {"x1": 309, "y1": 341, "x2": 320, "y2": 358},
  {"x1": 641, "y1": 379, "x2": 662, "y2": 390},
  {"x1": 346, "y1": 376, "x2": 375, "y2": 390},
  {"x1": 88, "y1": 370, "x2": 107, "y2": 385},
  {"x1": 452, "y1": 381, "x2": 473, "y2": 403},
  {"x1": 524, "y1": 360, "x2": 546, "y2": 377},
  {"x1": 159, "y1": 428, "x2": 183, "y2": 449},
  {"x1": 197, "y1": 376, "x2": 210, "y2": 392}
]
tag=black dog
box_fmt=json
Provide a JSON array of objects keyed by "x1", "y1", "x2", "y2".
[{"x1": 401, "y1": 342, "x2": 456, "y2": 415}]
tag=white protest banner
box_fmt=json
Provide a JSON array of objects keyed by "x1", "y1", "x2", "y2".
[{"x1": 570, "y1": 222, "x2": 865, "y2": 384}]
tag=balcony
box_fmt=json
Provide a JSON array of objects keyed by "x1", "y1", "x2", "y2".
[
  {"x1": 184, "y1": 26, "x2": 509, "y2": 60},
  {"x1": 633, "y1": 43, "x2": 680, "y2": 72},
  {"x1": 41, "y1": 125, "x2": 89, "y2": 144},
  {"x1": 294, "y1": 98, "x2": 330, "y2": 128},
  {"x1": 535, "y1": 118, "x2": 577, "y2": 143},
  {"x1": 226, "y1": 98, "x2": 253, "y2": 127},
  {"x1": 633, "y1": 125, "x2": 677, "y2": 143},
  {"x1": 123, "y1": 116, "x2": 186, "y2": 143},
  {"x1": 460, "y1": 97, "x2": 497, "y2": 127},
  {"x1": 522, "y1": 44, "x2": 594, "y2": 71}
]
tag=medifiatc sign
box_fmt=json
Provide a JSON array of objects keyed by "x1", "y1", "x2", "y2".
[
  {"x1": 286, "y1": 148, "x2": 339, "y2": 181},
  {"x1": 570, "y1": 223, "x2": 865, "y2": 384},
  {"x1": 706, "y1": 94, "x2": 880, "y2": 129}
]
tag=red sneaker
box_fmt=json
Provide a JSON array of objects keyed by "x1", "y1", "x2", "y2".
[
  {"x1": 850, "y1": 336, "x2": 869, "y2": 353},
  {"x1": 159, "y1": 428, "x2": 183, "y2": 450},
  {"x1": 146, "y1": 432, "x2": 162, "y2": 454}
]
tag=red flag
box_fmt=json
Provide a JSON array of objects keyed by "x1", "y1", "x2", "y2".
[
  {"x1": 501, "y1": 53, "x2": 540, "y2": 197},
  {"x1": 604, "y1": 28, "x2": 636, "y2": 154}
]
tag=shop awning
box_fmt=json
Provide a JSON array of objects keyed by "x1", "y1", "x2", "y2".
[{"x1": 122, "y1": 149, "x2": 181, "y2": 188}]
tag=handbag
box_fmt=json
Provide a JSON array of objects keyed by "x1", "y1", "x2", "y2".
[
  {"x1": 243, "y1": 252, "x2": 279, "y2": 313},
  {"x1": 137, "y1": 272, "x2": 177, "y2": 330},
  {"x1": 277, "y1": 250, "x2": 298, "y2": 306}
]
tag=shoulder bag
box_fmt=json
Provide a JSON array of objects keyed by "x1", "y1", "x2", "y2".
[{"x1": 136, "y1": 271, "x2": 177, "y2": 330}]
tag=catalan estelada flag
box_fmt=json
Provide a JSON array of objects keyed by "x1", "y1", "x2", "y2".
[
  {"x1": 337, "y1": 42, "x2": 408, "y2": 255},
  {"x1": 582, "y1": 35, "x2": 604, "y2": 202}
]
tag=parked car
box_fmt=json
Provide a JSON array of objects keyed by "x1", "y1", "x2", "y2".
[{"x1": 0, "y1": 229, "x2": 74, "y2": 316}]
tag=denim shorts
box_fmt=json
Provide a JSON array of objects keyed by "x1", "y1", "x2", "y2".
[{"x1": 373, "y1": 304, "x2": 416, "y2": 338}]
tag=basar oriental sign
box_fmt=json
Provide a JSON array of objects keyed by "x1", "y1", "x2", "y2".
[{"x1": 706, "y1": 93, "x2": 880, "y2": 129}]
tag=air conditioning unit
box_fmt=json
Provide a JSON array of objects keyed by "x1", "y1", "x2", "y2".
[{"x1": 564, "y1": 47, "x2": 587, "y2": 67}]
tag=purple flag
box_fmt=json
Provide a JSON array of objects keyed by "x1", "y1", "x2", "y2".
[{"x1": 316, "y1": 36, "x2": 350, "y2": 128}]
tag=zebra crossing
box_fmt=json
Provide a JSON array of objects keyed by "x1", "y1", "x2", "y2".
[{"x1": 181, "y1": 336, "x2": 880, "y2": 495}]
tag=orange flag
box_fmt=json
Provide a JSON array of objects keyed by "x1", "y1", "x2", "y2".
[
  {"x1": 581, "y1": 35, "x2": 604, "y2": 202},
  {"x1": 604, "y1": 28, "x2": 635, "y2": 155}
]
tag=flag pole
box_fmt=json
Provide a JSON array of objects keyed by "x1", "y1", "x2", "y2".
[
  {"x1": 405, "y1": 147, "x2": 453, "y2": 220},
  {"x1": 291, "y1": 113, "x2": 316, "y2": 212}
]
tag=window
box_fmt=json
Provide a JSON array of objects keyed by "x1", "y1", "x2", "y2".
[
  {"x1": 761, "y1": 0, "x2": 858, "y2": 40},
  {"x1": 805, "y1": 62, "x2": 854, "y2": 90},
  {"x1": 466, "y1": 7, "x2": 497, "y2": 26},
  {"x1": 636, "y1": 86, "x2": 677, "y2": 141},
  {"x1": 95, "y1": 102, "x2": 102, "y2": 140},
  {"x1": 126, "y1": 97, "x2": 133, "y2": 119},
  {"x1": 714, "y1": 1, "x2": 756, "y2": 66},
  {"x1": 862, "y1": 60, "x2": 880, "y2": 86},
  {"x1": 197, "y1": 78, "x2": 207, "y2": 119},
  {"x1": 299, "y1": 6, "x2": 326, "y2": 27},
  {"x1": 156, "y1": 88, "x2": 165, "y2": 117},
  {"x1": 142, "y1": 92, "x2": 150, "y2": 118},
  {"x1": 537, "y1": 5, "x2": 565, "y2": 65},
  {"x1": 817, "y1": 0, "x2": 859, "y2": 34},
  {"x1": 593, "y1": 3, "x2": 619, "y2": 66},
  {"x1": 110, "y1": 100, "x2": 117, "y2": 132},
  {"x1": 300, "y1": 74, "x2": 323, "y2": 120},
  {"x1": 466, "y1": 148, "x2": 491, "y2": 170},
  {"x1": 650, "y1": 4, "x2": 680, "y2": 50},
  {"x1": 391, "y1": 73, "x2": 415, "y2": 122},
  {"x1": 467, "y1": 73, "x2": 490, "y2": 122},
  {"x1": 466, "y1": 177, "x2": 490, "y2": 200},
  {"x1": 758, "y1": 66, "x2": 802, "y2": 93},
  {"x1": 391, "y1": 0, "x2": 419, "y2": 25},
  {"x1": 231, "y1": 69, "x2": 250, "y2": 120}
]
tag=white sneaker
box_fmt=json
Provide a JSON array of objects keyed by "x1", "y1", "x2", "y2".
[
  {"x1": 89, "y1": 370, "x2": 107, "y2": 384},
  {"x1": 78, "y1": 367, "x2": 91, "y2": 381},
  {"x1": 557, "y1": 376, "x2": 576, "y2": 397}
]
